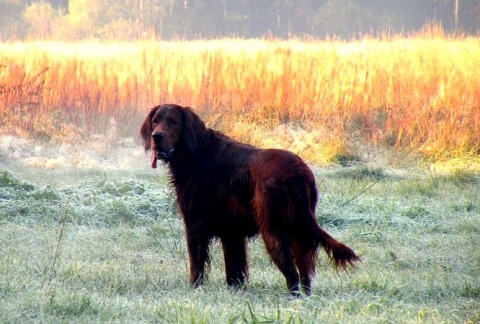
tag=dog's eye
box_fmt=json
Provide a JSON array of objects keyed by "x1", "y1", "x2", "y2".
[
  {"x1": 168, "y1": 119, "x2": 178, "y2": 126},
  {"x1": 152, "y1": 118, "x2": 159, "y2": 125}
]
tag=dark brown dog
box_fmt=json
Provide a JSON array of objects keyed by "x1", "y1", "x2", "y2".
[{"x1": 140, "y1": 103, "x2": 360, "y2": 295}]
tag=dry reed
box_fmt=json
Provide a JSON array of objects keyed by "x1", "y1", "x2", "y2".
[{"x1": 1, "y1": 37, "x2": 479, "y2": 163}]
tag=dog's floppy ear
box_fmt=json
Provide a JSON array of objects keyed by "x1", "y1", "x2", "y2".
[
  {"x1": 140, "y1": 106, "x2": 159, "y2": 151},
  {"x1": 181, "y1": 106, "x2": 207, "y2": 153}
]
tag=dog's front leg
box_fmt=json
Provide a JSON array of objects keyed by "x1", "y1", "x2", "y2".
[{"x1": 185, "y1": 228, "x2": 211, "y2": 287}]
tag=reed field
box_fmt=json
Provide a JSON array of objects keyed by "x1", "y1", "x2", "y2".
[{"x1": 1, "y1": 36, "x2": 479, "y2": 165}]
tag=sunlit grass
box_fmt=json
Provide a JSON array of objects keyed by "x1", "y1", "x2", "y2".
[{"x1": 1, "y1": 36, "x2": 479, "y2": 163}]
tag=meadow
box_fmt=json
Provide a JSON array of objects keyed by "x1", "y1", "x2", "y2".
[
  {"x1": 0, "y1": 137, "x2": 479, "y2": 323},
  {"x1": 1, "y1": 34, "x2": 479, "y2": 322}
]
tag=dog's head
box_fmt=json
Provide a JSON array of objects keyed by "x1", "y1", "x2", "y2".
[{"x1": 140, "y1": 104, "x2": 207, "y2": 168}]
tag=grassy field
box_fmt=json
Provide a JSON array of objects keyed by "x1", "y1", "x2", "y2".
[
  {"x1": 1, "y1": 34, "x2": 479, "y2": 322},
  {"x1": 1, "y1": 37, "x2": 480, "y2": 163},
  {"x1": 0, "y1": 136, "x2": 478, "y2": 323}
]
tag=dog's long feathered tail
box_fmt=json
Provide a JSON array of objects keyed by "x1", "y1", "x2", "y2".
[{"x1": 315, "y1": 226, "x2": 361, "y2": 269}]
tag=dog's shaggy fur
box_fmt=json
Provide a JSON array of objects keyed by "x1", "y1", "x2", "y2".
[{"x1": 140, "y1": 104, "x2": 360, "y2": 295}]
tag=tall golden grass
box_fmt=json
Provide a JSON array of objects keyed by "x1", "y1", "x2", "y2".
[{"x1": 1, "y1": 36, "x2": 479, "y2": 164}]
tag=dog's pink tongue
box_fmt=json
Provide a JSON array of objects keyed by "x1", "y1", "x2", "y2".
[{"x1": 151, "y1": 151, "x2": 158, "y2": 169}]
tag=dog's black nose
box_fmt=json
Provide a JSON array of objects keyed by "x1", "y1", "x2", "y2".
[{"x1": 152, "y1": 132, "x2": 164, "y2": 143}]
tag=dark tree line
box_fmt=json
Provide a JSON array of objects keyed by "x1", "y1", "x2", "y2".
[{"x1": 1, "y1": 0, "x2": 479, "y2": 40}]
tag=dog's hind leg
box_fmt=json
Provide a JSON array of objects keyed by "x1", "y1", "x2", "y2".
[
  {"x1": 290, "y1": 177, "x2": 320, "y2": 295},
  {"x1": 291, "y1": 241, "x2": 316, "y2": 295},
  {"x1": 254, "y1": 184, "x2": 301, "y2": 295}
]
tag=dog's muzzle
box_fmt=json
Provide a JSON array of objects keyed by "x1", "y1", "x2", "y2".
[
  {"x1": 156, "y1": 148, "x2": 175, "y2": 160},
  {"x1": 151, "y1": 132, "x2": 175, "y2": 168}
]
